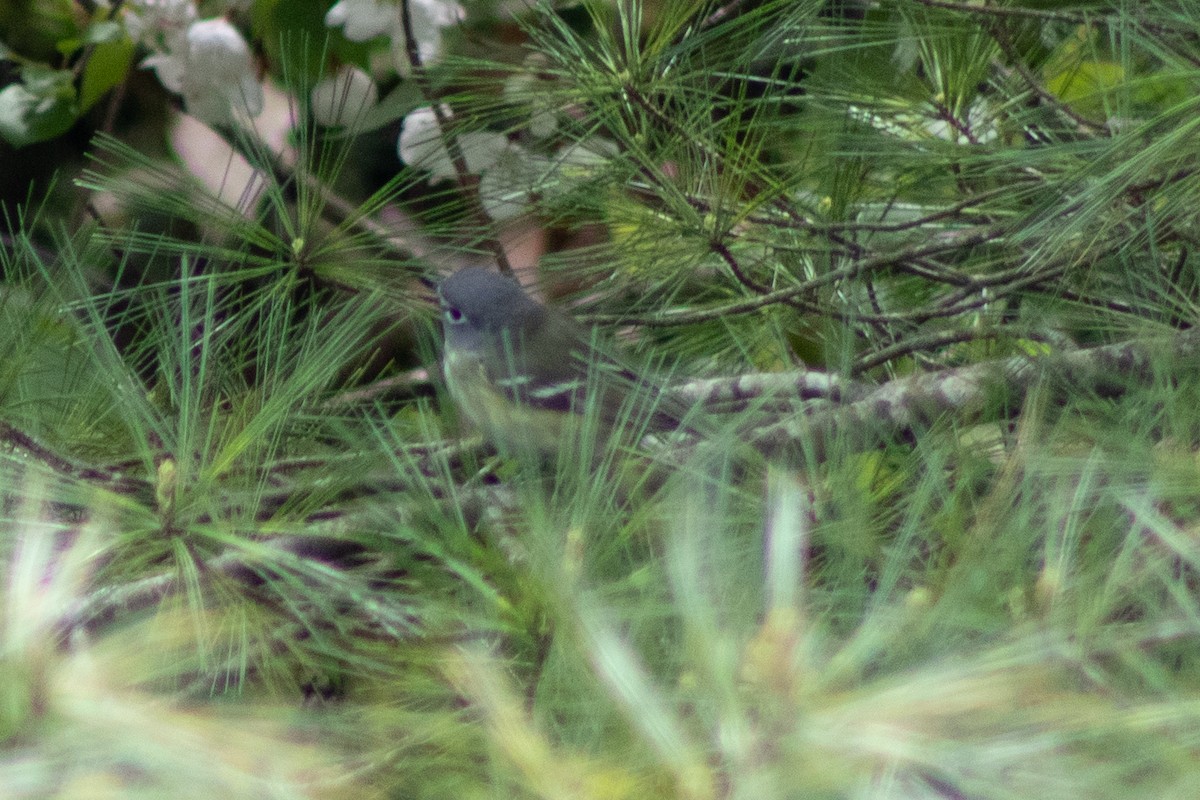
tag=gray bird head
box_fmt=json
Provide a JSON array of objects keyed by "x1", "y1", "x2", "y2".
[{"x1": 438, "y1": 268, "x2": 544, "y2": 349}]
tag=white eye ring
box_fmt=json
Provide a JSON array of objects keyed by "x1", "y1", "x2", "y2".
[{"x1": 444, "y1": 306, "x2": 466, "y2": 324}]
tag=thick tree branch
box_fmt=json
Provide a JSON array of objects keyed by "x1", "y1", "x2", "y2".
[{"x1": 744, "y1": 328, "x2": 1200, "y2": 462}]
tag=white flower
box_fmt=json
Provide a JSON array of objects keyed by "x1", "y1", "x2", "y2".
[
  {"x1": 142, "y1": 18, "x2": 263, "y2": 125},
  {"x1": 311, "y1": 66, "x2": 378, "y2": 127},
  {"x1": 922, "y1": 98, "x2": 999, "y2": 145},
  {"x1": 502, "y1": 67, "x2": 559, "y2": 139},
  {"x1": 389, "y1": 0, "x2": 464, "y2": 73},
  {"x1": 399, "y1": 105, "x2": 511, "y2": 178},
  {"x1": 412, "y1": 0, "x2": 462, "y2": 29},
  {"x1": 478, "y1": 149, "x2": 552, "y2": 221},
  {"x1": 533, "y1": 138, "x2": 617, "y2": 197},
  {"x1": 325, "y1": 0, "x2": 397, "y2": 42},
  {"x1": 124, "y1": 0, "x2": 196, "y2": 51},
  {"x1": 528, "y1": 106, "x2": 558, "y2": 140},
  {"x1": 399, "y1": 107, "x2": 626, "y2": 221},
  {"x1": 556, "y1": 137, "x2": 619, "y2": 166},
  {"x1": 397, "y1": 104, "x2": 450, "y2": 171},
  {"x1": 400, "y1": 105, "x2": 542, "y2": 221},
  {"x1": 325, "y1": 0, "x2": 463, "y2": 73},
  {"x1": 848, "y1": 99, "x2": 999, "y2": 147}
]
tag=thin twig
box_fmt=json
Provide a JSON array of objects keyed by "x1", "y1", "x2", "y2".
[
  {"x1": 594, "y1": 226, "x2": 1006, "y2": 327},
  {"x1": 907, "y1": 0, "x2": 1200, "y2": 43},
  {"x1": 987, "y1": 20, "x2": 1106, "y2": 137},
  {"x1": 71, "y1": 0, "x2": 128, "y2": 80},
  {"x1": 703, "y1": 0, "x2": 752, "y2": 29},
  {"x1": 398, "y1": 0, "x2": 513, "y2": 275},
  {"x1": 0, "y1": 421, "x2": 151, "y2": 500},
  {"x1": 907, "y1": 0, "x2": 1107, "y2": 26},
  {"x1": 851, "y1": 327, "x2": 1052, "y2": 375},
  {"x1": 929, "y1": 97, "x2": 981, "y2": 146}
]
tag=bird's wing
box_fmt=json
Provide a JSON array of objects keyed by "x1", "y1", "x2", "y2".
[
  {"x1": 478, "y1": 313, "x2": 592, "y2": 414},
  {"x1": 479, "y1": 311, "x2": 697, "y2": 435}
]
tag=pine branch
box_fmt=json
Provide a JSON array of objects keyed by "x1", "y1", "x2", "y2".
[
  {"x1": 746, "y1": 327, "x2": 1200, "y2": 462},
  {"x1": 19, "y1": 322, "x2": 1200, "y2": 643}
]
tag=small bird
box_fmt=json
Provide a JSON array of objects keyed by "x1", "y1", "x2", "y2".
[{"x1": 437, "y1": 267, "x2": 692, "y2": 455}]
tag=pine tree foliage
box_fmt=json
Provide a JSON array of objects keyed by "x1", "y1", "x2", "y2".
[{"x1": 2, "y1": 1, "x2": 1200, "y2": 797}]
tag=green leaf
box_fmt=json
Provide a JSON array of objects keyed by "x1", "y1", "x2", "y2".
[
  {"x1": 1045, "y1": 60, "x2": 1125, "y2": 110},
  {"x1": 59, "y1": 19, "x2": 125, "y2": 56},
  {"x1": 252, "y1": 0, "x2": 337, "y2": 83},
  {"x1": 54, "y1": 36, "x2": 82, "y2": 56},
  {"x1": 1131, "y1": 70, "x2": 1195, "y2": 111},
  {"x1": 80, "y1": 36, "x2": 136, "y2": 111},
  {"x1": 0, "y1": 0, "x2": 77, "y2": 61},
  {"x1": 0, "y1": 67, "x2": 78, "y2": 147},
  {"x1": 22, "y1": 64, "x2": 74, "y2": 94},
  {"x1": 84, "y1": 19, "x2": 124, "y2": 45}
]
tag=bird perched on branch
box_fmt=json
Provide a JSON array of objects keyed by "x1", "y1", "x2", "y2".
[{"x1": 437, "y1": 267, "x2": 694, "y2": 455}]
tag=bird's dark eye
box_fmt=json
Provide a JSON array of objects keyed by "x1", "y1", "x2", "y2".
[{"x1": 445, "y1": 306, "x2": 465, "y2": 324}]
